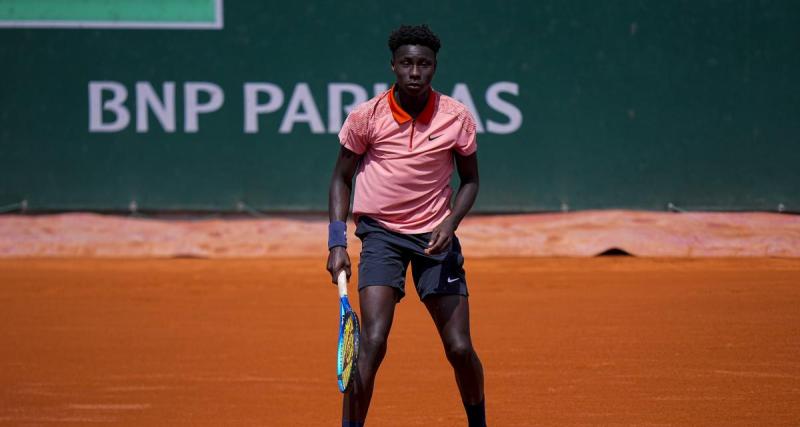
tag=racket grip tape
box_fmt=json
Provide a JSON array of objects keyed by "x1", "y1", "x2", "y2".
[{"x1": 337, "y1": 270, "x2": 348, "y2": 298}]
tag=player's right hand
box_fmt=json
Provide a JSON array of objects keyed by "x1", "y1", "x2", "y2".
[{"x1": 326, "y1": 246, "x2": 351, "y2": 284}]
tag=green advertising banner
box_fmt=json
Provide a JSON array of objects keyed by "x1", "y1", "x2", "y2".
[
  {"x1": 1, "y1": 1, "x2": 798, "y2": 212},
  {"x1": 0, "y1": 0, "x2": 222, "y2": 29}
]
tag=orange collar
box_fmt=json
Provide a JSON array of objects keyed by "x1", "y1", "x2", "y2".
[{"x1": 388, "y1": 84, "x2": 436, "y2": 125}]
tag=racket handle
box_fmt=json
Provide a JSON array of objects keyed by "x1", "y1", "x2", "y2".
[{"x1": 337, "y1": 270, "x2": 348, "y2": 298}]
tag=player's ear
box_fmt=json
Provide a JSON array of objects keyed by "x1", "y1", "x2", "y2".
[{"x1": 390, "y1": 57, "x2": 395, "y2": 72}]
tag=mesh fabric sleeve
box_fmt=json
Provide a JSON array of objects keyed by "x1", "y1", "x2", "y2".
[
  {"x1": 338, "y1": 107, "x2": 371, "y2": 155},
  {"x1": 454, "y1": 110, "x2": 477, "y2": 156}
]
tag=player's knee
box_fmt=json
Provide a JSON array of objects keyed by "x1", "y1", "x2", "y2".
[
  {"x1": 444, "y1": 339, "x2": 474, "y2": 365},
  {"x1": 362, "y1": 330, "x2": 389, "y2": 355}
]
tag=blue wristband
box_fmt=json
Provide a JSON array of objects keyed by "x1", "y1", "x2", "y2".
[{"x1": 328, "y1": 221, "x2": 347, "y2": 250}]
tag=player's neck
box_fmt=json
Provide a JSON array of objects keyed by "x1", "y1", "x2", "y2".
[{"x1": 394, "y1": 86, "x2": 429, "y2": 119}]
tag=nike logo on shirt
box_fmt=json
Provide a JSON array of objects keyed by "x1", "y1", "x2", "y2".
[
  {"x1": 447, "y1": 277, "x2": 460, "y2": 283},
  {"x1": 429, "y1": 134, "x2": 443, "y2": 141}
]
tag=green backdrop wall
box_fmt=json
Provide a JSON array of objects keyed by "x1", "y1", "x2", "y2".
[{"x1": 1, "y1": 0, "x2": 798, "y2": 212}]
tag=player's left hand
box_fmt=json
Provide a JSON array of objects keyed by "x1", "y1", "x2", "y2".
[{"x1": 425, "y1": 218, "x2": 455, "y2": 255}]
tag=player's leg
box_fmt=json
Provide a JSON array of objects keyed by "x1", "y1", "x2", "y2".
[
  {"x1": 344, "y1": 216, "x2": 410, "y2": 425},
  {"x1": 342, "y1": 286, "x2": 400, "y2": 423},
  {"x1": 423, "y1": 294, "x2": 485, "y2": 406},
  {"x1": 413, "y1": 235, "x2": 486, "y2": 426}
]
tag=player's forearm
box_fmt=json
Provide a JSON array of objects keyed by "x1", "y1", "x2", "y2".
[
  {"x1": 448, "y1": 179, "x2": 479, "y2": 229},
  {"x1": 447, "y1": 152, "x2": 480, "y2": 230},
  {"x1": 328, "y1": 178, "x2": 352, "y2": 223},
  {"x1": 327, "y1": 174, "x2": 352, "y2": 279},
  {"x1": 329, "y1": 147, "x2": 361, "y2": 223}
]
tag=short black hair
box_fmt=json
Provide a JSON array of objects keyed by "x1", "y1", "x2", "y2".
[{"x1": 388, "y1": 24, "x2": 441, "y2": 55}]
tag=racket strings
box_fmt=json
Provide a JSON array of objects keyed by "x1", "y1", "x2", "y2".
[{"x1": 340, "y1": 316, "x2": 358, "y2": 385}]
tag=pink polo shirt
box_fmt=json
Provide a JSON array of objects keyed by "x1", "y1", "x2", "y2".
[{"x1": 338, "y1": 87, "x2": 477, "y2": 234}]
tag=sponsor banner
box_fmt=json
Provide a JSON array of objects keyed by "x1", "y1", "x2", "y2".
[
  {"x1": 87, "y1": 81, "x2": 521, "y2": 135},
  {"x1": 0, "y1": 0, "x2": 222, "y2": 29},
  {"x1": 1, "y1": 1, "x2": 798, "y2": 212}
]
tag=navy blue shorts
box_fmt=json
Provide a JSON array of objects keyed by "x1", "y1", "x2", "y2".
[{"x1": 355, "y1": 216, "x2": 468, "y2": 300}]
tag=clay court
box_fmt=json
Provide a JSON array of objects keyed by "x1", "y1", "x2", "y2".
[
  {"x1": 2, "y1": 257, "x2": 798, "y2": 426},
  {"x1": 3, "y1": 2, "x2": 800, "y2": 425}
]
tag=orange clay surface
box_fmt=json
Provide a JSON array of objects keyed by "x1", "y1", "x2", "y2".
[{"x1": 1, "y1": 258, "x2": 799, "y2": 426}]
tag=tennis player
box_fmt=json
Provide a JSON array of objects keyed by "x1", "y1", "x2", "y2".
[{"x1": 326, "y1": 24, "x2": 486, "y2": 427}]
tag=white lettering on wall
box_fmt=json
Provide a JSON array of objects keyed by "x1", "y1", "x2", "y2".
[
  {"x1": 450, "y1": 83, "x2": 486, "y2": 133},
  {"x1": 87, "y1": 81, "x2": 523, "y2": 135},
  {"x1": 373, "y1": 83, "x2": 389, "y2": 96},
  {"x1": 485, "y1": 82, "x2": 522, "y2": 134},
  {"x1": 328, "y1": 83, "x2": 368, "y2": 133},
  {"x1": 279, "y1": 83, "x2": 325, "y2": 134},
  {"x1": 89, "y1": 81, "x2": 130, "y2": 132},
  {"x1": 244, "y1": 83, "x2": 284, "y2": 133},
  {"x1": 136, "y1": 82, "x2": 176, "y2": 133},
  {"x1": 184, "y1": 82, "x2": 224, "y2": 133}
]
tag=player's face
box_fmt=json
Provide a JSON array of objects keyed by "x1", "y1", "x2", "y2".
[{"x1": 391, "y1": 45, "x2": 437, "y2": 97}]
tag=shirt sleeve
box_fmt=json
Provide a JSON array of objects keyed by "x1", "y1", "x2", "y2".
[
  {"x1": 454, "y1": 110, "x2": 477, "y2": 156},
  {"x1": 338, "y1": 107, "x2": 370, "y2": 155}
]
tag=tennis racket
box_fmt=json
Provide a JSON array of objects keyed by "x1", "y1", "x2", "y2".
[{"x1": 336, "y1": 270, "x2": 360, "y2": 393}]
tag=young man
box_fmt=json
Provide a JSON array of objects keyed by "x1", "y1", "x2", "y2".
[{"x1": 327, "y1": 24, "x2": 486, "y2": 427}]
